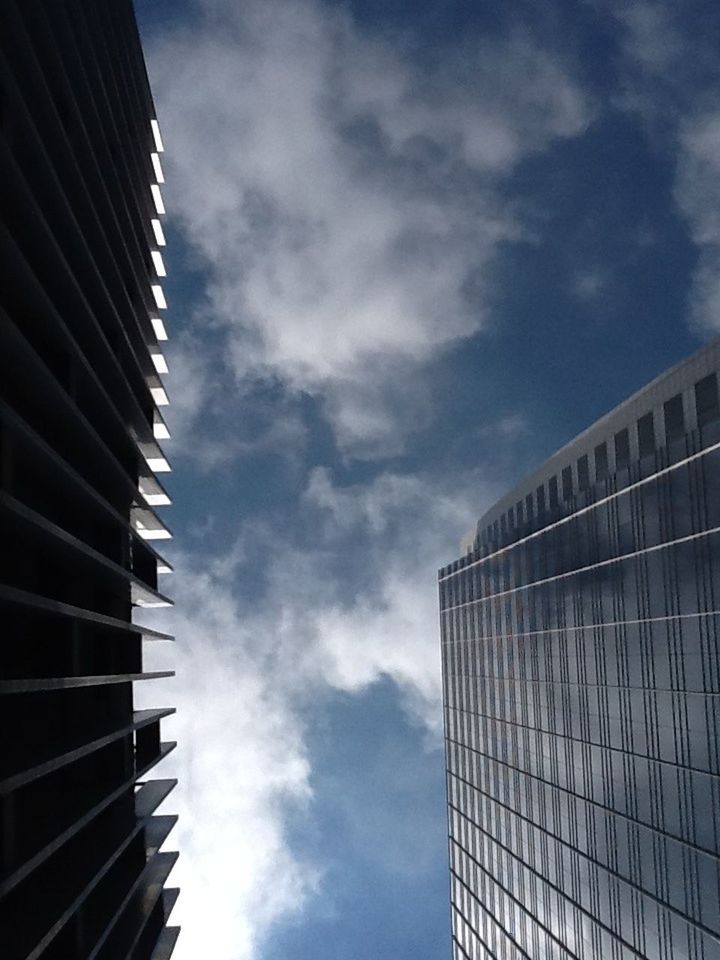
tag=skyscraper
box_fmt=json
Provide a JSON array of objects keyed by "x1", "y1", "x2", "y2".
[
  {"x1": 0, "y1": 1, "x2": 178, "y2": 957},
  {"x1": 439, "y1": 341, "x2": 720, "y2": 960}
]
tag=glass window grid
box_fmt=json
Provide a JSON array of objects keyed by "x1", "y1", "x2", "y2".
[
  {"x1": 466, "y1": 371, "x2": 720, "y2": 562},
  {"x1": 441, "y1": 440, "x2": 720, "y2": 960}
]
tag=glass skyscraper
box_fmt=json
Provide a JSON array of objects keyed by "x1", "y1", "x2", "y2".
[
  {"x1": 0, "y1": 1, "x2": 178, "y2": 957},
  {"x1": 439, "y1": 341, "x2": 720, "y2": 960}
]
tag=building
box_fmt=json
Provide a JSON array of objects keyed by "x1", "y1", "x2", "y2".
[
  {"x1": 0, "y1": 1, "x2": 178, "y2": 957},
  {"x1": 439, "y1": 341, "x2": 720, "y2": 960}
]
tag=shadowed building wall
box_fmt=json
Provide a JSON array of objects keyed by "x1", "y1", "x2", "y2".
[
  {"x1": 440, "y1": 341, "x2": 720, "y2": 960},
  {"x1": 0, "y1": 1, "x2": 179, "y2": 957}
]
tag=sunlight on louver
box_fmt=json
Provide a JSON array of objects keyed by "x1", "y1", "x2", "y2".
[
  {"x1": 145, "y1": 456, "x2": 171, "y2": 473},
  {"x1": 151, "y1": 184, "x2": 165, "y2": 215},
  {"x1": 151, "y1": 316, "x2": 168, "y2": 341},
  {"x1": 133, "y1": 505, "x2": 173, "y2": 539},
  {"x1": 151, "y1": 152, "x2": 165, "y2": 183},
  {"x1": 152, "y1": 285, "x2": 168, "y2": 310},
  {"x1": 151, "y1": 218, "x2": 166, "y2": 246},
  {"x1": 153, "y1": 415, "x2": 171, "y2": 441},
  {"x1": 151, "y1": 351, "x2": 169, "y2": 375},
  {"x1": 135, "y1": 520, "x2": 173, "y2": 540},
  {"x1": 150, "y1": 118, "x2": 164, "y2": 152},
  {"x1": 134, "y1": 596, "x2": 171, "y2": 608},
  {"x1": 143, "y1": 491, "x2": 172, "y2": 506},
  {"x1": 150, "y1": 385, "x2": 169, "y2": 406},
  {"x1": 138, "y1": 528, "x2": 173, "y2": 540},
  {"x1": 152, "y1": 251, "x2": 167, "y2": 278},
  {"x1": 138, "y1": 476, "x2": 172, "y2": 507}
]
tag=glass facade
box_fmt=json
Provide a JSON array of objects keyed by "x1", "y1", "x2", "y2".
[{"x1": 439, "y1": 346, "x2": 720, "y2": 960}]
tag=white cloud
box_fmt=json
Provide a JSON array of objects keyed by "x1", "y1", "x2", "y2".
[
  {"x1": 603, "y1": 2, "x2": 720, "y2": 333},
  {"x1": 137, "y1": 464, "x2": 498, "y2": 958},
  {"x1": 147, "y1": 0, "x2": 588, "y2": 455},
  {"x1": 614, "y1": 3, "x2": 681, "y2": 74},
  {"x1": 675, "y1": 114, "x2": 720, "y2": 332},
  {"x1": 138, "y1": 0, "x2": 586, "y2": 952},
  {"x1": 163, "y1": 335, "x2": 308, "y2": 470},
  {"x1": 571, "y1": 267, "x2": 608, "y2": 303},
  {"x1": 161, "y1": 339, "x2": 212, "y2": 448},
  {"x1": 600, "y1": 0, "x2": 685, "y2": 122},
  {"x1": 489, "y1": 412, "x2": 529, "y2": 439},
  {"x1": 137, "y1": 565, "x2": 319, "y2": 960},
  {"x1": 298, "y1": 467, "x2": 497, "y2": 732}
]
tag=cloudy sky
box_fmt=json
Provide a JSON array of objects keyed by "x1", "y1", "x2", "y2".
[{"x1": 132, "y1": 1, "x2": 720, "y2": 957}]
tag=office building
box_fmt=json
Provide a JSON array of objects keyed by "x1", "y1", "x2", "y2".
[
  {"x1": 439, "y1": 341, "x2": 720, "y2": 960},
  {"x1": 0, "y1": 0, "x2": 178, "y2": 957}
]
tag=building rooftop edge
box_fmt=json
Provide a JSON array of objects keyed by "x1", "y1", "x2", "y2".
[{"x1": 469, "y1": 335, "x2": 720, "y2": 552}]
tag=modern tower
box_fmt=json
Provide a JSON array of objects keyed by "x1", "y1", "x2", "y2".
[
  {"x1": 439, "y1": 341, "x2": 720, "y2": 960},
  {"x1": 0, "y1": 1, "x2": 178, "y2": 957}
]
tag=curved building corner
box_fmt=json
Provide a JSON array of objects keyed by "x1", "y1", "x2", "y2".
[{"x1": 439, "y1": 339, "x2": 720, "y2": 960}]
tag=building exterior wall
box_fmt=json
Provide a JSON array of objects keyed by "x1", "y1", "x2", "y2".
[
  {"x1": 440, "y1": 342, "x2": 720, "y2": 960},
  {"x1": 0, "y1": 1, "x2": 178, "y2": 956}
]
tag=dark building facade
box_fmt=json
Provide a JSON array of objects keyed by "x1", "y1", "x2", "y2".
[
  {"x1": 439, "y1": 342, "x2": 720, "y2": 960},
  {"x1": 0, "y1": 1, "x2": 178, "y2": 957}
]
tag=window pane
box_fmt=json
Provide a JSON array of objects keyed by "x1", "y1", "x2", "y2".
[
  {"x1": 695, "y1": 373, "x2": 719, "y2": 427},
  {"x1": 549, "y1": 475, "x2": 559, "y2": 508},
  {"x1": 595, "y1": 442, "x2": 609, "y2": 480},
  {"x1": 577, "y1": 454, "x2": 590, "y2": 490},
  {"x1": 664, "y1": 394, "x2": 685, "y2": 441},
  {"x1": 637, "y1": 412, "x2": 655, "y2": 459},
  {"x1": 614, "y1": 428, "x2": 630, "y2": 469}
]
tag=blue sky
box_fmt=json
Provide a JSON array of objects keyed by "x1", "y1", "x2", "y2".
[{"x1": 132, "y1": 1, "x2": 720, "y2": 957}]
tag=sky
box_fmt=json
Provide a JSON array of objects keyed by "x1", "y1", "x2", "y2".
[{"x1": 131, "y1": 1, "x2": 720, "y2": 957}]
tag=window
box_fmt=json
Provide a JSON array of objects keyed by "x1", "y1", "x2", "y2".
[
  {"x1": 595, "y1": 442, "x2": 609, "y2": 480},
  {"x1": 577, "y1": 455, "x2": 590, "y2": 491},
  {"x1": 637, "y1": 412, "x2": 655, "y2": 459},
  {"x1": 695, "y1": 373, "x2": 719, "y2": 428},
  {"x1": 526, "y1": 493, "x2": 534, "y2": 520},
  {"x1": 664, "y1": 394, "x2": 685, "y2": 443},
  {"x1": 614, "y1": 428, "x2": 630, "y2": 470},
  {"x1": 562, "y1": 466, "x2": 573, "y2": 501},
  {"x1": 516, "y1": 501, "x2": 524, "y2": 526},
  {"x1": 536, "y1": 485, "x2": 546, "y2": 515},
  {"x1": 549, "y1": 475, "x2": 559, "y2": 508}
]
